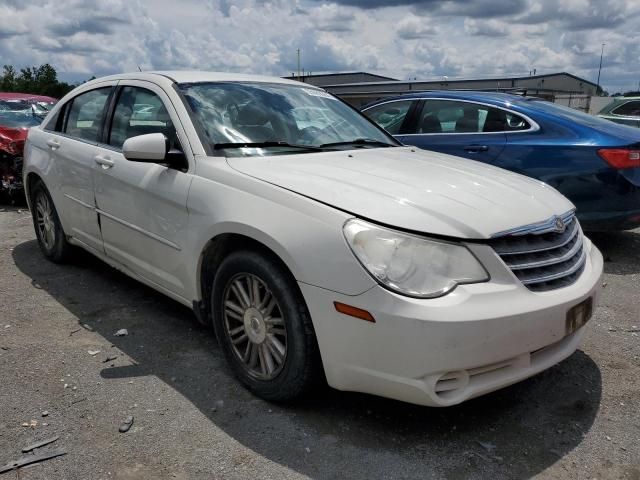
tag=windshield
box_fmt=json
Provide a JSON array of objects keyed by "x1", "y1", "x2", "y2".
[
  {"x1": 177, "y1": 82, "x2": 398, "y2": 156},
  {"x1": 0, "y1": 111, "x2": 42, "y2": 128},
  {"x1": 0, "y1": 100, "x2": 31, "y2": 112}
]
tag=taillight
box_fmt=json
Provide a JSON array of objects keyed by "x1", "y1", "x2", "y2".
[{"x1": 598, "y1": 148, "x2": 640, "y2": 169}]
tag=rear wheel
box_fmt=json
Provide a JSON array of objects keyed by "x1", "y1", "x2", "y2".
[
  {"x1": 211, "y1": 250, "x2": 321, "y2": 401},
  {"x1": 31, "y1": 181, "x2": 72, "y2": 263}
]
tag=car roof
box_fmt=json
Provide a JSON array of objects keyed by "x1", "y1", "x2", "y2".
[
  {"x1": 83, "y1": 71, "x2": 313, "y2": 88},
  {"x1": 0, "y1": 92, "x2": 58, "y2": 102},
  {"x1": 364, "y1": 91, "x2": 538, "y2": 109},
  {"x1": 610, "y1": 96, "x2": 640, "y2": 101}
]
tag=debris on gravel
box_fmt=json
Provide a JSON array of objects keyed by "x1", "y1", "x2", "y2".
[
  {"x1": 22, "y1": 436, "x2": 59, "y2": 453},
  {"x1": 119, "y1": 415, "x2": 134, "y2": 433}
]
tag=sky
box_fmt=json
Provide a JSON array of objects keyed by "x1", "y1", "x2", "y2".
[{"x1": 1, "y1": 0, "x2": 638, "y2": 93}]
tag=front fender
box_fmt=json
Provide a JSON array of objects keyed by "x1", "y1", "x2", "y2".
[{"x1": 185, "y1": 164, "x2": 376, "y2": 302}]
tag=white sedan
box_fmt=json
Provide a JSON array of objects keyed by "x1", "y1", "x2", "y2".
[{"x1": 23, "y1": 71, "x2": 603, "y2": 406}]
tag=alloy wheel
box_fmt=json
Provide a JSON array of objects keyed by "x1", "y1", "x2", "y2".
[
  {"x1": 223, "y1": 273, "x2": 287, "y2": 380},
  {"x1": 35, "y1": 192, "x2": 56, "y2": 251}
]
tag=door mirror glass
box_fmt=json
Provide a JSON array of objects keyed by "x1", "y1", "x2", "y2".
[{"x1": 122, "y1": 133, "x2": 168, "y2": 162}]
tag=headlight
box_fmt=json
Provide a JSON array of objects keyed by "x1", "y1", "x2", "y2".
[{"x1": 343, "y1": 219, "x2": 489, "y2": 298}]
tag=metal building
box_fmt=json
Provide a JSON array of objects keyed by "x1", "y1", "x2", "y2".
[
  {"x1": 282, "y1": 72, "x2": 398, "y2": 87},
  {"x1": 313, "y1": 72, "x2": 599, "y2": 108}
]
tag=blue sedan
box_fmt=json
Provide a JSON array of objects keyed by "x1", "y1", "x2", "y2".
[{"x1": 362, "y1": 92, "x2": 640, "y2": 231}]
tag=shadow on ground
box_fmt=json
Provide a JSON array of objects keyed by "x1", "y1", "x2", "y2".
[
  {"x1": 13, "y1": 239, "x2": 603, "y2": 479},
  {"x1": 588, "y1": 230, "x2": 640, "y2": 275}
]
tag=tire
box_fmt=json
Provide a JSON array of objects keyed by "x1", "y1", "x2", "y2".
[
  {"x1": 30, "y1": 181, "x2": 72, "y2": 263},
  {"x1": 211, "y1": 250, "x2": 322, "y2": 402}
]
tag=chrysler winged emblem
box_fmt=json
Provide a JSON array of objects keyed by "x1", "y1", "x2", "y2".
[{"x1": 554, "y1": 216, "x2": 566, "y2": 232}]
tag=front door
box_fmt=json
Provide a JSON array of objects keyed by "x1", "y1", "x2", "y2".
[
  {"x1": 92, "y1": 82, "x2": 193, "y2": 299},
  {"x1": 397, "y1": 99, "x2": 508, "y2": 162}
]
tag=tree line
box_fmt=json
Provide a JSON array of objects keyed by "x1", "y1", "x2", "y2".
[{"x1": 0, "y1": 64, "x2": 77, "y2": 99}]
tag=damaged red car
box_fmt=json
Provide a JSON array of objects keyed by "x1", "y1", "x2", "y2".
[{"x1": 0, "y1": 93, "x2": 56, "y2": 202}]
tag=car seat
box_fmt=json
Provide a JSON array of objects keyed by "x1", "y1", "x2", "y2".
[
  {"x1": 483, "y1": 109, "x2": 508, "y2": 132},
  {"x1": 234, "y1": 104, "x2": 277, "y2": 142},
  {"x1": 420, "y1": 115, "x2": 442, "y2": 133},
  {"x1": 455, "y1": 108, "x2": 478, "y2": 133}
]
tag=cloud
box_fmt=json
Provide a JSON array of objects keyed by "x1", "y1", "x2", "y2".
[
  {"x1": 0, "y1": 0, "x2": 637, "y2": 94},
  {"x1": 313, "y1": 0, "x2": 528, "y2": 17},
  {"x1": 311, "y1": 4, "x2": 356, "y2": 32},
  {"x1": 396, "y1": 15, "x2": 437, "y2": 39},
  {"x1": 515, "y1": 0, "x2": 640, "y2": 30}
]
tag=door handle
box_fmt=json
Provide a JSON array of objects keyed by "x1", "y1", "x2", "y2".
[
  {"x1": 46, "y1": 139, "x2": 60, "y2": 150},
  {"x1": 94, "y1": 155, "x2": 115, "y2": 169},
  {"x1": 463, "y1": 145, "x2": 489, "y2": 153}
]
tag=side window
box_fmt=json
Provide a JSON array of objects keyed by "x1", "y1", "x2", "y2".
[
  {"x1": 612, "y1": 101, "x2": 640, "y2": 117},
  {"x1": 43, "y1": 108, "x2": 61, "y2": 132},
  {"x1": 504, "y1": 112, "x2": 530, "y2": 131},
  {"x1": 419, "y1": 100, "x2": 529, "y2": 133},
  {"x1": 363, "y1": 100, "x2": 413, "y2": 134},
  {"x1": 63, "y1": 88, "x2": 111, "y2": 142},
  {"x1": 108, "y1": 86, "x2": 181, "y2": 150}
]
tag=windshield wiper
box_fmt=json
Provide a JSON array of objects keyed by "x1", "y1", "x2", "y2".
[
  {"x1": 213, "y1": 141, "x2": 325, "y2": 152},
  {"x1": 318, "y1": 138, "x2": 396, "y2": 148}
]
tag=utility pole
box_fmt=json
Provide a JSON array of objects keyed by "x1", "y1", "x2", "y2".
[
  {"x1": 596, "y1": 43, "x2": 605, "y2": 93},
  {"x1": 297, "y1": 49, "x2": 301, "y2": 82}
]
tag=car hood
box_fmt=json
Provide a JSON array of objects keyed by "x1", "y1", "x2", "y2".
[{"x1": 226, "y1": 147, "x2": 574, "y2": 239}]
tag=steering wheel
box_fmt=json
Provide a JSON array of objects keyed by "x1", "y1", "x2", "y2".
[
  {"x1": 298, "y1": 125, "x2": 325, "y2": 143},
  {"x1": 225, "y1": 102, "x2": 240, "y2": 124}
]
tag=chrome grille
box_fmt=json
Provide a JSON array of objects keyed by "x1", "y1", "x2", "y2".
[{"x1": 489, "y1": 212, "x2": 586, "y2": 292}]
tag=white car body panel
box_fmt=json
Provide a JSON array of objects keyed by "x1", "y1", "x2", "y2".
[
  {"x1": 227, "y1": 146, "x2": 573, "y2": 239},
  {"x1": 23, "y1": 71, "x2": 603, "y2": 407}
]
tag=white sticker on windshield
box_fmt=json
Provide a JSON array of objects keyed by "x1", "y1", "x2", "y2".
[{"x1": 303, "y1": 88, "x2": 337, "y2": 100}]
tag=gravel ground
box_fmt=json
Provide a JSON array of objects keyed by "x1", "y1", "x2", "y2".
[{"x1": 0, "y1": 206, "x2": 638, "y2": 480}]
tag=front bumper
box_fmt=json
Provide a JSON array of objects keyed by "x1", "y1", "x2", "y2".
[{"x1": 301, "y1": 238, "x2": 603, "y2": 407}]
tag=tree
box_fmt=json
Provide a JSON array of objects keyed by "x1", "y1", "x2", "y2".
[
  {"x1": 1, "y1": 65, "x2": 17, "y2": 91},
  {"x1": 0, "y1": 63, "x2": 75, "y2": 98}
]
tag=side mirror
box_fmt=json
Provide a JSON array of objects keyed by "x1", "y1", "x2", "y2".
[{"x1": 122, "y1": 133, "x2": 168, "y2": 162}]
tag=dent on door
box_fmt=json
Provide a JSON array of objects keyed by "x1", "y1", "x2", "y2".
[{"x1": 54, "y1": 137, "x2": 104, "y2": 252}]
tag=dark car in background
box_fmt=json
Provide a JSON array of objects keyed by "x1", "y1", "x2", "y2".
[
  {"x1": 597, "y1": 96, "x2": 640, "y2": 128},
  {"x1": 363, "y1": 91, "x2": 640, "y2": 231}
]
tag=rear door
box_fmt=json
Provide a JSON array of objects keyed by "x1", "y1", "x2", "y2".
[
  {"x1": 92, "y1": 81, "x2": 193, "y2": 298},
  {"x1": 44, "y1": 85, "x2": 114, "y2": 252},
  {"x1": 397, "y1": 99, "x2": 509, "y2": 162}
]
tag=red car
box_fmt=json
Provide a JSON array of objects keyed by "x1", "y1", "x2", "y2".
[{"x1": 0, "y1": 93, "x2": 56, "y2": 202}]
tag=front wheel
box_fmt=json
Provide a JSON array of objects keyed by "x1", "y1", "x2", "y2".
[
  {"x1": 30, "y1": 181, "x2": 72, "y2": 263},
  {"x1": 211, "y1": 250, "x2": 322, "y2": 401}
]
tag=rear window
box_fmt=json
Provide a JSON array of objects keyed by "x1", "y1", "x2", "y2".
[
  {"x1": 611, "y1": 101, "x2": 640, "y2": 117},
  {"x1": 0, "y1": 100, "x2": 31, "y2": 111},
  {"x1": 527, "y1": 100, "x2": 623, "y2": 128},
  {"x1": 0, "y1": 112, "x2": 42, "y2": 128}
]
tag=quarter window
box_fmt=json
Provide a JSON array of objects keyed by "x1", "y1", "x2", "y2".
[
  {"x1": 418, "y1": 100, "x2": 530, "y2": 133},
  {"x1": 63, "y1": 88, "x2": 111, "y2": 142},
  {"x1": 363, "y1": 101, "x2": 414, "y2": 134},
  {"x1": 108, "y1": 86, "x2": 180, "y2": 151},
  {"x1": 611, "y1": 101, "x2": 640, "y2": 117}
]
